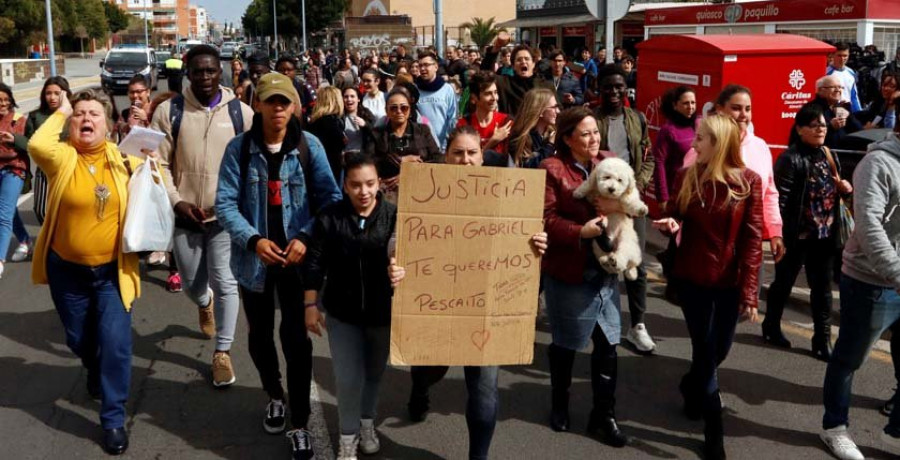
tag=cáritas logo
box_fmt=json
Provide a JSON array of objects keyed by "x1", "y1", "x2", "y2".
[
  {"x1": 789, "y1": 69, "x2": 806, "y2": 91},
  {"x1": 724, "y1": 5, "x2": 743, "y2": 23}
]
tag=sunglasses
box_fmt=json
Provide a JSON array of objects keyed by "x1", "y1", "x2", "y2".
[{"x1": 388, "y1": 104, "x2": 410, "y2": 113}]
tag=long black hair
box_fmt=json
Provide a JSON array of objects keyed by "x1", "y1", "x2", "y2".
[
  {"x1": 0, "y1": 83, "x2": 18, "y2": 110},
  {"x1": 661, "y1": 85, "x2": 696, "y2": 126},
  {"x1": 788, "y1": 102, "x2": 825, "y2": 147},
  {"x1": 38, "y1": 76, "x2": 71, "y2": 114}
]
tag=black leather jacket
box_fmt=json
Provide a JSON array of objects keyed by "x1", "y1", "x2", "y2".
[
  {"x1": 304, "y1": 195, "x2": 397, "y2": 327},
  {"x1": 773, "y1": 142, "x2": 842, "y2": 244}
]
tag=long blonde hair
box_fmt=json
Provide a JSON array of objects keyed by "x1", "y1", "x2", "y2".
[
  {"x1": 310, "y1": 86, "x2": 344, "y2": 122},
  {"x1": 675, "y1": 114, "x2": 749, "y2": 213},
  {"x1": 510, "y1": 88, "x2": 556, "y2": 165}
]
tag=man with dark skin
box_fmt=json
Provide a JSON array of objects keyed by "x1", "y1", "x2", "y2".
[
  {"x1": 593, "y1": 64, "x2": 657, "y2": 354},
  {"x1": 150, "y1": 45, "x2": 255, "y2": 388},
  {"x1": 244, "y1": 51, "x2": 272, "y2": 108}
]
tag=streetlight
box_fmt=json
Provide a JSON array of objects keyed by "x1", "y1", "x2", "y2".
[
  {"x1": 144, "y1": 0, "x2": 150, "y2": 48},
  {"x1": 272, "y1": 0, "x2": 279, "y2": 60},
  {"x1": 44, "y1": 0, "x2": 57, "y2": 76},
  {"x1": 301, "y1": 0, "x2": 307, "y2": 52}
]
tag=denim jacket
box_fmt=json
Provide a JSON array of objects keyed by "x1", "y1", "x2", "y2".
[{"x1": 216, "y1": 128, "x2": 342, "y2": 292}]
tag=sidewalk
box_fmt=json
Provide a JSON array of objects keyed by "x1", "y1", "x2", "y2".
[{"x1": 12, "y1": 58, "x2": 103, "y2": 112}]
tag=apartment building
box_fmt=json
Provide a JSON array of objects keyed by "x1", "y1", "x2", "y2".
[
  {"x1": 108, "y1": 0, "x2": 191, "y2": 46},
  {"x1": 189, "y1": 5, "x2": 209, "y2": 41}
]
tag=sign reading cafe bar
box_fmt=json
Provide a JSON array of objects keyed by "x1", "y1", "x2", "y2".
[{"x1": 390, "y1": 163, "x2": 546, "y2": 366}]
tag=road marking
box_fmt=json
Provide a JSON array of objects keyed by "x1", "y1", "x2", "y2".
[
  {"x1": 309, "y1": 378, "x2": 334, "y2": 459},
  {"x1": 17, "y1": 192, "x2": 32, "y2": 207}
]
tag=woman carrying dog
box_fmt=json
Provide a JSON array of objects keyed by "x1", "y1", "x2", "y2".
[
  {"x1": 540, "y1": 107, "x2": 627, "y2": 447},
  {"x1": 653, "y1": 114, "x2": 763, "y2": 460}
]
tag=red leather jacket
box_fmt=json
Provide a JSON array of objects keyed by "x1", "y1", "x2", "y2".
[
  {"x1": 667, "y1": 168, "x2": 764, "y2": 308},
  {"x1": 541, "y1": 152, "x2": 604, "y2": 284}
]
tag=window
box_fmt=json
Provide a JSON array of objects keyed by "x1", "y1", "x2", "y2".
[
  {"x1": 874, "y1": 26, "x2": 900, "y2": 57},
  {"x1": 776, "y1": 25, "x2": 856, "y2": 44},
  {"x1": 647, "y1": 26, "x2": 695, "y2": 37}
]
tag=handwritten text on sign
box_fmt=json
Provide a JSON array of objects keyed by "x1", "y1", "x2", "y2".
[{"x1": 390, "y1": 163, "x2": 546, "y2": 366}]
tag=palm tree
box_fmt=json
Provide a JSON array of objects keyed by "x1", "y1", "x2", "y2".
[{"x1": 460, "y1": 17, "x2": 506, "y2": 51}]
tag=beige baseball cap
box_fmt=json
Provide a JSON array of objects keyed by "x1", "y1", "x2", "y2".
[{"x1": 256, "y1": 72, "x2": 299, "y2": 106}]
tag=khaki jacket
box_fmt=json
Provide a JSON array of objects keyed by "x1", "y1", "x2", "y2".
[{"x1": 150, "y1": 85, "x2": 253, "y2": 212}]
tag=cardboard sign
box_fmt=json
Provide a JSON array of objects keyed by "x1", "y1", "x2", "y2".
[{"x1": 390, "y1": 163, "x2": 546, "y2": 366}]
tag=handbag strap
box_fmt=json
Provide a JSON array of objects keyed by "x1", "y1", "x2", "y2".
[{"x1": 821, "y1": 146, "x2": 841, "y2": 185}]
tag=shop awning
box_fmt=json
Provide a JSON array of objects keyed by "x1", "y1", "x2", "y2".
[{"x1": 498, "y1": 14, "x2": 598, "y2": 29}]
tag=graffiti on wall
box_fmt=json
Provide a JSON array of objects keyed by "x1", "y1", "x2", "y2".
[{"x1": 348, "y1": 33, "x2": 411, "y2": 53}]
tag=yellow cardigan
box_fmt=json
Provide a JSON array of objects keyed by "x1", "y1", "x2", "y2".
[{"x1": 28, "y1": 111, "x2": 142, "y2": 310}]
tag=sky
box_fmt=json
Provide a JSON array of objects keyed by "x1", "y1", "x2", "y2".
[{"x1": 193, "y1": 0, "x2": 253, "y2": 27}]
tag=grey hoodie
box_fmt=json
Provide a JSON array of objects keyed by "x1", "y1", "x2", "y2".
[{"x1": 842, "y1": 131, "x2": 900, "y2": 290}]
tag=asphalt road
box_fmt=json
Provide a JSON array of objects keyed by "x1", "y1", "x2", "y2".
[{"x1": 2, "y1": 68, "x2": 898, "y2": 460}]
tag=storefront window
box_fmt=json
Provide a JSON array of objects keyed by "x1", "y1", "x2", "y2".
[
  {"x1": 647, "y1": 26, "x2": 695, "y2": 37},
  {"x1": 776, "y1": 25, "x2": 856, "y2": 44},
  {"x1": 874, "y1": 27, "x2": 900, "y2": 57}
]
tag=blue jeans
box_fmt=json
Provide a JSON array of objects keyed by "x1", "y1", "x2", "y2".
[
  {"x1": 410, "y1": 365, "x2": 499, "y2": 460},
  {"x1": 823, "y1": 275, "x2": 900, "y2": 430},
  {"x1": 0, "y1": 168, "x2": 28, "y2": 262},
  {"x1": 678, "y1": 282, "x2": 740, "y2": 396},
  {"x1": 46, "y1": 250, "x2": 132, "y2": 429},
  {"x1": 326, "y1": 315, "x2": 390, "y2": 435}
]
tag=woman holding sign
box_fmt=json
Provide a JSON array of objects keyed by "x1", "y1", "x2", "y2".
[
  {"x1": 391, "y1": 125, "x2": 548, "y2": 460},
  {"x1": 540, "y1": 107, "x2": 627, "y2": 447}
]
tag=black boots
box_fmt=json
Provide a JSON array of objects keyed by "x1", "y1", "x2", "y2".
[
  {"x1": 761, "y1": 320, "x2": 792, "y2": 349},
  {"x1": 679, "y1": 374, "x2": 702, "y2": 421},
  {"x1": 703, "y1": 391, "x2": 726, "y2": 460},
  {"x1": 587, "y1": 342, "x2": 627, "y2": 447},
  {"x1": 103, "y1": 427, "x2": 129, "y2": 455},
  {"x1": 548, "y1": 344, "x2": 574, "y2": 432},
  {"x1": 811, "y1": 303, "x2": 834, "y2": 362}
]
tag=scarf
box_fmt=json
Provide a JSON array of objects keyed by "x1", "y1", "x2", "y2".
[{"x1": 415, "y1": 76, "x2": 445, "y2": 93}]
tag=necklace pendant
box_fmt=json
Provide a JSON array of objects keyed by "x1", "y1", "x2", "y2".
[
  {"x1": 88, "y1": 164, "x2": 96, "y2": 175},
  {"x1": 95, "y1": 184, "x2": 111, "y2": 221}
]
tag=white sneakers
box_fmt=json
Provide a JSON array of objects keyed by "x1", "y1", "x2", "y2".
[
  {"x1": 359, "y1": 419, "x2": 380, "y2": 454},
  {"x1": 10, "y1": 241, "x2": 32, "y2": 262},
  {"x1": 338, "y1": 419, "x2": 380, "y2": 460},
  {"x1": 626, "y1": 323, "x2": 657, "y2": 353},
  {"x1": 0, "y1": 260, "x2": 4, "y2": 280},
  {"x1": 337, "y1": 434, "x2": 358, "y2": 460},
  {"x1": 821, "y1": 425, "x2": 864, "y2": 460}
]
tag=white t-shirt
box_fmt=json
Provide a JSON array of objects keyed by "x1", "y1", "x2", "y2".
[{"x1": 363, "y1": 92, "x2": 386, "y2": 120}]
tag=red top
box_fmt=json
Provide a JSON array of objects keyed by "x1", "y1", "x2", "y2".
[
  {"x1": 667, "y1": 167, "x2": 764, "y2": 309},
  {"x1": 456, "y1": 111, "x2": 510, "y2": 155}
]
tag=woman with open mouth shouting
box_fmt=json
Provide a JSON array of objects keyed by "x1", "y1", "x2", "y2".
[{"x1": 27, "y1": 89, "x2": 148, "y2": 456}]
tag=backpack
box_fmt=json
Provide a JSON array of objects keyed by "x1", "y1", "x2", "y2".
[
  {"x1": 169, "y1": 94, "x2": 244, "y2": 171},
  {"x1": 237, "y1": 127, "x2": 319, "y2": 215}
]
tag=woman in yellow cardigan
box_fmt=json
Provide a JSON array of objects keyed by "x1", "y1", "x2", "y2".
[{"x1": 28, "y1": 89, "x2": 142, "y2": 456}]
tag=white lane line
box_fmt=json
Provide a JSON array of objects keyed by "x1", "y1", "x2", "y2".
[
  {"x1": 309, "y1": 377, "x2": 334, "y2": 460},
  {"x1": 17, "y1": 192, "x2": 32, "y2": 207}
]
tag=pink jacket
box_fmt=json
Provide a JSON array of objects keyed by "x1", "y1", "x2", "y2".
[
  {"x1": 681, "y1": 133, "x2": 782, "y2": 240},
  {"x1": 740, "y1": 134, "x2": 782, "y2": 240}
]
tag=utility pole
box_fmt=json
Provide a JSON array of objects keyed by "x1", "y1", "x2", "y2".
[
  {"x1": 273, "y1": 0, "x2": 279, "y2": 59},
  {"x1": 434, "y1": 0, "x2": 443, "y2": 57},
  {"x1": 44, "y1": 0, "x2": 57, "y2": 76},
  {"x1": 301, "y1": 0, "x2": 307, "y2": 52},
  {"x1": 143, "y1": 0, "x2": 150, "y2": 48}
]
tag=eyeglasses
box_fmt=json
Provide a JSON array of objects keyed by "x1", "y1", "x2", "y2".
[
  {"x1": 821, "y1": 85, "x2": 843, "y2": 91},
  {"x1": 388, "y1": 104, "x2": 410, "y2": 113},
  {"x1": 806, "y1": 122, "x2": 828, "y2": 130},
  {"x1": 419, "y1": 61, "x2": 437, "y2": 68}
]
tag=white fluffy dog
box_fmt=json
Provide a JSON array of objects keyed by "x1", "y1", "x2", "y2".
[{"x1": 573, "y1": 158, "x2": 648, "y2": 280}]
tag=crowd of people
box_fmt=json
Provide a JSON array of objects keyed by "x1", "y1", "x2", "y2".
[{"x1": 0, "y1": 35, "x2": 899, "y2": 460}]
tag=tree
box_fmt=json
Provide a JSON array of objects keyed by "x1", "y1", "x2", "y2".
[
  {"x1": 460, "y1": 17, "x2": 506, "y2": 51},
  {"x1": 242, "y1": 0, "x2": 346, "y2": 47},
  {"x1": 103, "y1": 0, "x2": 132, "y2": 34}
]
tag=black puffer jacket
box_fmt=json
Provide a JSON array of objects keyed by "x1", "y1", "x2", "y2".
[
  {"x1": 304, "y1": 194, "x2": 397, "y2": 327},
  {"x1": 773, "y1": 142, "x2": 843, "y2": 245}
]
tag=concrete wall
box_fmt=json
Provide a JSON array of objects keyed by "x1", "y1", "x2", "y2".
[{"x1": 0, "y1": 58, "x2": 66, "y2": 87}]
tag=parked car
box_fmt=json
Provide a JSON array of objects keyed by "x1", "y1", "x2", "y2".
[
  {"x1": 100, "y1": 47, "x2": 158, "y2": 93},
  {"x1": 156, "y1": 51, "x2": 171, "y2": 78},
  {"x1": 220, "y1": 45, "x2": 236, "y2": 60}
]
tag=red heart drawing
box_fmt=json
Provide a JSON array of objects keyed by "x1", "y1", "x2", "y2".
[{"x1": 471, "y1": 329, "x2": 491, "y2": 351}]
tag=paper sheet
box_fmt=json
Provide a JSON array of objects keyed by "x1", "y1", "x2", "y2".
[{"x1": 118, "y1": 126, "x2": 167, "y2": 158}]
